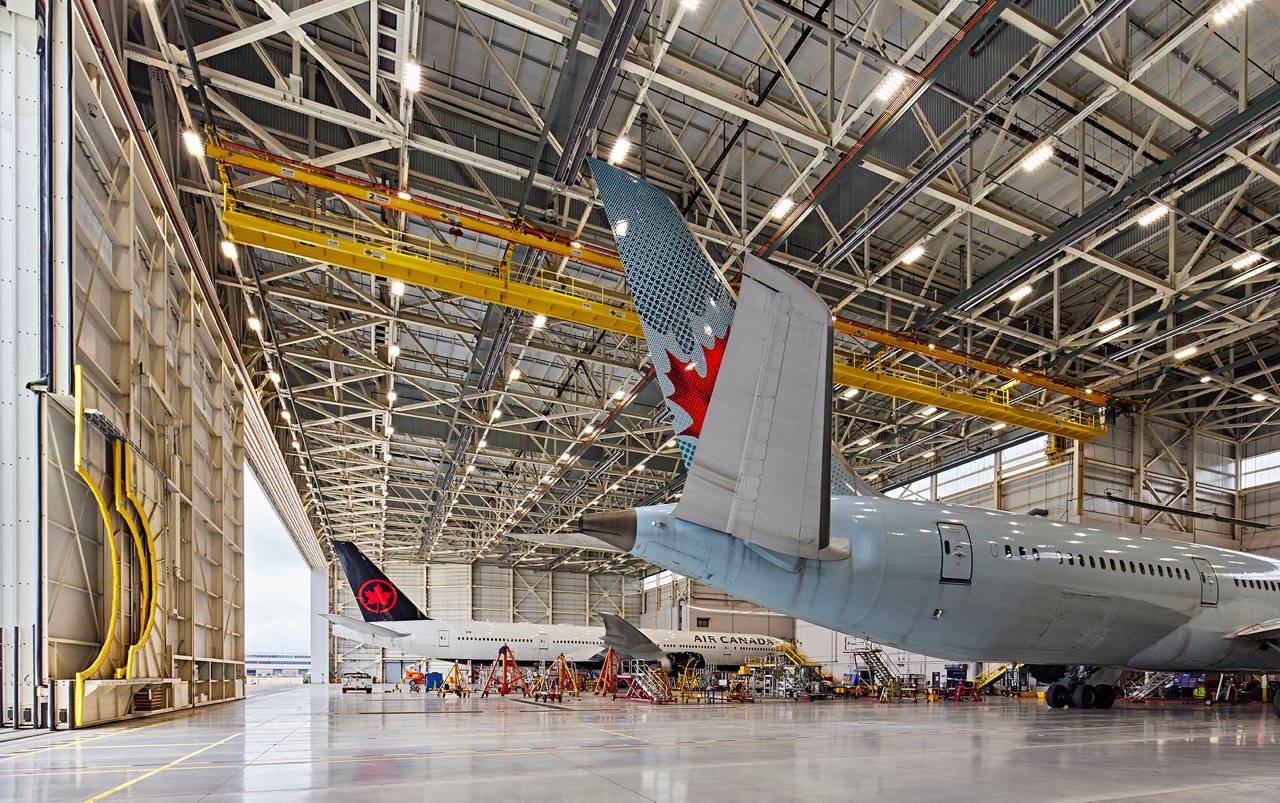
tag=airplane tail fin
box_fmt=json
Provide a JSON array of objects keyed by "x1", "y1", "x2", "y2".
[
  {"x1": 332, "y1": 540, "x2": 429, "y2": 623},
  {"x1": 587, "y1": 158, "x2": 736, "y2": 469}
]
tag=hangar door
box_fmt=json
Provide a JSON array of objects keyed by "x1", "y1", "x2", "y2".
[{"x1": 938, "y1": 523, "x2": 973, "y2": 584}]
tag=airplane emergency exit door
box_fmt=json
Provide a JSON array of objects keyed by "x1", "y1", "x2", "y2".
[{"x1": 938, "y1": 522, "x2": 973, "y2": 584}]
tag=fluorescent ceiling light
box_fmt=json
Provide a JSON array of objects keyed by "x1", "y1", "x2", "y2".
[
  {"x1": 611, "y1": 389, "x2": 625, "y2": 401},
  {"x1": 1097, "y1": 317, "x2": 1122, "y2": 333},
  {"x1": 919, "y1": 406, "x2": 937, "y2": 416},
  {"x1": 841, "y1": 387, "x2": 859, "y2": 399},
  {"x1": 1199, "y1": 376, "x2": 1212, "y2": 383},
  {"x1": 390, "y1": 279, "x2": 405, "y2": 297},
  {"x1": 991, "y1": 422, "x2": 1007, "y2": 431},
  {"x1": 220, "y1": 240, "x2": 237, "y2": 260},
  {"x1": 608, "y1": 137, "x2": 631, "y2": 165},
  {"x1": 397, "y1": 190, "x2": 411, "y2": 201},
  {"x1": 402, "y1": 61, "x2": 422, "y2": 93},
  {"x1": 386, "y1": 390, "x2": 397, "y2": 403},
  {"x1": 856, "y1": 437, "x2": 871, "y2": 446},
  {"x1": 1021, "y1": 142, "x2": 1055, "y2": 171},
  {"x1": 268, "y1": 371, "x2": 281, "y2": 385},
  {"x1": 181, "y1": 129, "x2": 204, "y2": 157},
  {"x1": 246, "y1": 316, "x2": 262, "y2": 333},
  {"x1": 532, "y1": 313, "x2": 547, "y2": 329},
  {"x1": 865, "y1": 473, "x2": 879, "y2": 481},
  {"x1": 1214, "y1": 0, "x2": 1253, "y2": 25},
  {"x1": 388, "y1": 344, "x2": 401, "y2": 359},
  {"x1": 921, "y1": 450, "x2": 936, "y2": 459},
  {"x1": 1136, "y1": 203, "x2": 1169, "y2": 227},
  {"x1": 508, "y1": 368, "x2": 522, "y2": 382},
  {"x1": 770, "y1": 197, "x2": 795, "y2": 220},
  {"x1": 1253, "y1": 393, "x2": 1267, "y2": 402},
  {"x1": 1173, "y1": 345, "x2": 1198, "y2": 360},
  {"x1": 1232, "y1": 251, "x2": 1264, "y2": 270},
  {"x1": 477, "y1": 439, "x2": 487, "y2": 449},
  {"x1": 874, "y1": 69, "x2": 909, "y2": 101},
  {"x1": 490, "y1": 407, "x2": 502, "y2": 421},
  {"x1": 1008, "y1": 285, "x2": 1033, "y2": 303},
  {"x1": 901, "y1": 243, "x2": 926, "y2": 264}
]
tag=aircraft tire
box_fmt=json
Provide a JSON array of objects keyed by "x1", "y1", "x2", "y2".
[
  {"x1": 1045, "y1": 683, "x2": 1069, "y2": 708},
  {"x1": 1073, "y1": 684, "x2": 1097, "y2": 709},
  {"x1": 1093, "y1": 684, "x2": 1116, "y2": 710}
]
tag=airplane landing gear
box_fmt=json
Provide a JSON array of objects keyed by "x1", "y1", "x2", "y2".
[{"x1": 1044, "y1": 667, "x2": 1117, "y2": 710}]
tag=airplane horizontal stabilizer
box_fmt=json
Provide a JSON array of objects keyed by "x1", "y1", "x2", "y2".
[
  {"x1": 508, "y1": 531, "x2": 627, "y2": 553},
  {"x1": 1235, "y1": 618, "x2": 1280, "y2": 641},
  {"x1": 675, "y1": 254, "x2": 833, "y2": 558},
  {"x1": 323, "y1": 613, "x2": 409, "y2": 640}
]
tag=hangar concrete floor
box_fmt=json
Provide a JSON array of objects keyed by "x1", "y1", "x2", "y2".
[{"x1": 2, "y1": 684, "x2": 1278, "y2": 801}]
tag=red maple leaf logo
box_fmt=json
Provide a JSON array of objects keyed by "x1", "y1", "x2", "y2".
[
  {"x1": 664, "y1": 332, "x2": 728, "y2": 439},
  {"x1": 358, "y1": 579, "x2": 397, "y2": 614}
]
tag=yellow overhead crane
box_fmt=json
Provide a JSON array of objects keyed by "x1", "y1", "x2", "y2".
[{"x1": 214, "y1": 146, "x2": 1106, "y2": 441}]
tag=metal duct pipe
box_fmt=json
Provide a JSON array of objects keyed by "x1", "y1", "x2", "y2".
[
  {"x1": 1006, "y1": 0, "x2": 1137, "y2": 102},
  {"x1": 820, "y1": 127, "x2": 978, "y2": 269},
  {"x1": 1107, "y1": 282, "x2": 1280, "y2": 361},
  {"x1": 552, "y1": 0, "x2": 648, "y2": 186}
]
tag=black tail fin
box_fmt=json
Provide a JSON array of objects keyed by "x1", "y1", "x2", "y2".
[{"x1": 332, "y1": 541, "x2": 429, "y2": 622}]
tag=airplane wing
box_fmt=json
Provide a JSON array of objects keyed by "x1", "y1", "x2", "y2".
[
  {"x1": 322, "y1": 613, "x2": 410, "y2": 640},
  {"x1": 675, "y1": 254, "x2": 833, "y2": 558},
  {"x1": 1234, "y1": 618, "x2": 1280, "y2": 642},
  {"x1": 600, "y1": 614, "x2": 667, "y2": 663}
]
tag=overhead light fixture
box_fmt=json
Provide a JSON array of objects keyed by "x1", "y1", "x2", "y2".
[
  {"x1": 478, "y1": 438, "x2": 487, "y2": 449},
  {"x1": 1232, "y1": 251, "x2": 1265, "y2": 270},
  {"x1": 679, "y1": 0, "x2": 699, "y2": 9},
  {"x1": 1199, "y1": 375, "x2": 1212, "y2": 383},
  {"x1": 770, "y1": 197, "x2": 795, "y2": 220},
  {"x1": 292, "y1": 439, "x2": 301, "y2": 450},
  {"x1": 608, "y1": 137, "x2": 631, "y2": 165},
  {"x1": 540, "y1": 474, "x2": 551, "y2": 483},
  {"x1": 1008, "y1": 285, "x2": 1033, "y2": 303},
  {"x1": 181, "y1": 129, "x2": 204, "y2": 157},
  {"x1": 508, "y1": 368, "x2": 522, "y2": 382},
  {"x1": 865, "y1": 473, "x2": 879, "y2": 482},
  {"x1": 919, "y1": 406, "x2": 937, "y2": 416},
  {"x1": 384, "y1": 425, "x2": 394, "y2": 437},
  {"x1": 397, "y1": 190, "x2": 411, "y2": 201},
  {"x1": 874, "y1": 69, "x2": 909, "y2": 101},
  {"x1": 268, "y1": 370, "x2": 281, "y2": 386},
  {"x1": 1214, "y1": 0, "x2": 1253, "y2": 25},
  {"x1": 921, "y1": 450, "x2": 937, "y2": 459},
  {"x1": 281, "y1": 409, "x2": 291, "y2": 421},
  {"x1": 1253, "y1": 393, "x2": 1267, "y2": 402},
  {"x1": 901, "y1": 243, "x2": 926, "y2": 264},
  {"x1": 388, "y1": 344, "x2": 401, "y2": 360},
  {"x1": 665, "y1": 438, "x2": 676, "y2": 448},
  {"x1": 390, "y1": 279, "x2": 406, "y2": 297},
  {"x1": 490, "y1": 407, "x2": 502, "y2": 421},
  {"x1": 1020, "y1": 142, "x2": 1055, "y2": 171},
  {"x1": 386, "y1": 390, "x2": 397, "y2": 403},
  {"x1": 1174, "y1": 345, "x2": 1198, "y2": 360},
  {"x1": 841, "y1": 387, "x2": 859, "y2": 399},
  {"x1": 856, "y1": 437, "x2": 871, "y2": 446},
  {"x1": 220, "y1": 240, "x2": 237, "y2": 260},
  {"x1": 465, "y1": 464, "x2": 476, "y2": 474},
  {"x1": 247, "y1": 316, "x2": 262, "y2": 333},
  {"x1": 1136, "y1": 203, "x2": 1169, "y2": 227},
  {"x1": 559, "y1": 451, "x2": 571, "y2": 462},
  {"x1": 1097, "y1": 318, "x2": 1122, "y2": 333},
  {"x1": 611, "y1": 389, "x2": 625, "y2": 401},
  {"x1": 582, "y1": 425, "x2": 595, "y2": 435},
  {"x1": 635, "y1": 462, "x2": 647, "y2": 472},
  {"x1": 532, "y1": 313, "x2": 547, "y2": 329},
  {"x1": 991, "y1": 422, "x2": 1007, "y2": 431},
  {"x1": 402, "y1": 61, "x2": 422, "y2": 93}
]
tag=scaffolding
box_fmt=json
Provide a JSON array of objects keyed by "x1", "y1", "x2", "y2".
[
  {"x1": 479, "y1": 645, "x2": 530, "y2": 697},
  {"x1": 531, "y1": 654, "x2": 579, "y2": 702},
  {"x1": 439, "y1": 662, "x2": 471, "y2": 698},
  {"x1": 619, "y1": 660, "x2": 673, "y2": 704}
]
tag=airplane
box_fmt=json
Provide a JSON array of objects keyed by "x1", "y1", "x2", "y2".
[
  {"x1": 518, "y1": 157, "x2": 1280, "y2": 715},
  {"x1": 324, "y1": 539, "x2": 784, "y2": 669}
]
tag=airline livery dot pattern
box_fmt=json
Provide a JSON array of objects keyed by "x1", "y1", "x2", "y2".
[{"x1": 588, "y1": 158, "x2": 737, "y2": 469}]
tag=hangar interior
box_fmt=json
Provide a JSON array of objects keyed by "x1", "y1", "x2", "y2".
[{"x1": 2, "y1": 0, "x2": 1280, "y2": 793}]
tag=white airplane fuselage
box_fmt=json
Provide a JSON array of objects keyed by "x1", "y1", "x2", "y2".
[
  {"x1": 628, "y1": 497, "x2": 1280, "y2": 671},
  {"x1": 330, "y1": 617, "x2": 782, "y2": 667}
]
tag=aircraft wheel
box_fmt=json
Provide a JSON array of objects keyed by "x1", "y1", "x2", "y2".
[
  {"x1": 1073, "y1": 684, "x2": 1097, "y2": 709},
  {"x1": 1093, "y1": 684, "x2": 1116, "y2": 710},
  {"x1": 1045, "y1": 683, "x2": 1069, "y2": 709}
]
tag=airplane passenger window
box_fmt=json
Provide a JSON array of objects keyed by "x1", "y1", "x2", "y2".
[
  {"x1": 1234, "y1": 578, "x2": 1240, "y2": 587},
  {"x1": 1019, "y1": 546, "x2": 1027, "y2": 559},
  {"x1": 944, "y1": 540, "x2": 951, "y2": 555},
  {"x1": 1148, "y1": 564, "x2": 1155, "y2": 576},
  {"x1": 1119, "y1": 561, "x2": 1126, "y2": 573},
  {"x1": 1139, "y1": 563, "x2": 1146, "y2": 575},
  {"x1": 1078, "y1": 555, "x2": 1084, "y2": 567},
  {"x1": 1129, "y1": 561, "x2": 1137, "y2": 573},
  {"x1": 1067, "y1": 553, "x2": 1074, "y2": 566},
  {"x1": 1089, "y1": 556, "x2": 1096, "y2": 568},
  {"x1": 1110, "y1": 559, "x2": 1117, "y2": 571},
  {"x1": 1005, "y1": 544, "x2": 1013, "y2": 558},
  {"x1": 1032, "y1": 548, "x2": 1040, "y2": 561}
]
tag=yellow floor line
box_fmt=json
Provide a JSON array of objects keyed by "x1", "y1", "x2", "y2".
[
  {"x1": 0, "y1": 724, "x2": 156, "y2": 764},
  {"x1": 83, "y1": 731, "x2": 243, "y2": 802}
]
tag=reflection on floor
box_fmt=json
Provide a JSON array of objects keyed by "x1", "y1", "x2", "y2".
[{"x1": 1, "y1": 684, "x2": 1278, "y2": 801}]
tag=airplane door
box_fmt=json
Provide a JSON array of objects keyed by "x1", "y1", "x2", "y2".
[
  {"x1": 1191, "y1": 557, "x2": 1218, "y2": 606},
  {"x1": 537, "y1": 632, "x2": 549, "y2": 653},
  {"x1": 938, "y1": 522, "x2": 973, "y2": 584},
  {"x1": 438, "y1": 629, "x2": 450, "y2": 648}
]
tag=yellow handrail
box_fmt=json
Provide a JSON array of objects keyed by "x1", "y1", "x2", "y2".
[
  {"x1": 73, "y1": 365, "x2": 121, "y2": 727},
  {"x1": 123, "y1": 443, "x2": 159, "y2": 679},
  {"x1": 113, "y1": 439, "x2": 147, "y2": 680}
]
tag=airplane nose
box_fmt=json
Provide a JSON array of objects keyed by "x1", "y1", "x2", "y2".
[{"x1": 579, "y1": 509, "x2": 637, "y2": 551}]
